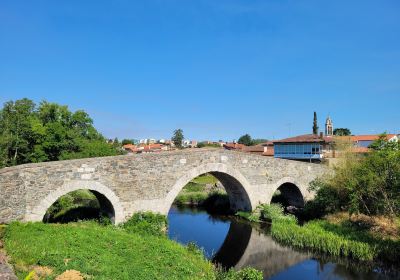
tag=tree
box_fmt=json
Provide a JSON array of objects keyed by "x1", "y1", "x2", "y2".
[
  {"x1": 0, "y1": 98, "x2": 122, "y2": 167},
  {"x1": 122, "y1": 139, "x2": 134, "y2": 145},
  {"x1": 312, "y1": 112, "x2": 319, "y2": 134},
  {"x1": 172, "y1": 129, "x2": 184, "y2": 148},
  {"x1": 333, "y1": 128, "x2": 351, "y2": 136},
  {"x1": 238, "y1": 134, "x2": 253, "y2": 146}
]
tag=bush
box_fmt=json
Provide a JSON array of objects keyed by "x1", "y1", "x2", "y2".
[
  {"x1": 216, "y1": 267, "x2": 263, "y2": 280},
  {"x1": 122, "y1": 212, "x2": 167, "y2": 237}
]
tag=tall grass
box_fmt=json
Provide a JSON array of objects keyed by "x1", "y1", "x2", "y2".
[{"x1": 237, "y1": 203, "x2": 400, "y2": 263}]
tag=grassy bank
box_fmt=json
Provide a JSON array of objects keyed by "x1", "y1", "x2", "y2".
[
  {"x1": 3, "y1": 213, "x2": 262, "y2": 280},
  {"x1": 237, "y1": 204, "x2": 400, "y2": 264}
]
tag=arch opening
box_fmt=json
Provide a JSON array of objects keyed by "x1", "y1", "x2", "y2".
[
  {"x1": 271, "y1": 182, "x2": 305, "y2": 209},
  {"x1": 171, "y1": 171, "x2": 252, "y2": 215},
  {"x1": 43, "y1": 189, "x2": 115, "y2": 224}
]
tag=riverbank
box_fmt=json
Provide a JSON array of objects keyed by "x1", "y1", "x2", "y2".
[
  {"x1": 1, "y1": 214, "x2": 262, "y2": 280},
  {"x1": 237, "y1": 204, "x2": 400, "y2": 264},
  {"x1": 174, "y1": 174, "x2": 230, "y2": 213}
]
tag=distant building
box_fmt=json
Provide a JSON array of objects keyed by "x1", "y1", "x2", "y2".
[
  {"x1": 337, "y1": 134, "x2": 399, "y2": 154},
  {"x1": 261, "y1": 141, "x2": 274, "y2": 157},
  {"x1": 273, "y1": 134, "x2": 333, "y2": 160}
]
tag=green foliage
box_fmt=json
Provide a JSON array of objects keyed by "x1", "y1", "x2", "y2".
[
  {"x1": 121, "y1": 139, "x2": 134, "y2": 145},
  {"x1": 216, "y1": 267, "x2": 263, "y2": 280},
  {"x1": 271, "y1": 219, "x2": 378, "y2": 261},
  {"x1": 237, "y1": 134, "x2": 252, "y2": 146},
  {"x1": 313, "y1": 111, "x2": 318, "y2": 134},
  {"x1": 172, "y1": 128, "x2": 184, "y2": 148},
  {"x1": 333, "y1": 128, "x2": 351, "y2": 136},
  {"x1": 236, "y1": 204, "x2": 296, "y2": 224},
  {"x1": 0, "y1": 99, "x2": 122, "y2": 167},
  {"x1": 260, "y1": 204, "x2": 297, "y2": 224},
  {"x1": 237, "y1": 134, "x2": 268, "y2": 146},
  {"x1": 309, "y1": 134, "x2": 400, "y2": 217},
  {"x1": 122, "y1": 212, "x2": 168, "y2": 237},
  {"x1": 4, "y1": 222, "x2": 216, "y2": 279}
]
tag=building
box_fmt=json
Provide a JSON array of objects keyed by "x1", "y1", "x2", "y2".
[
  {"x1": 261, "y1": 141, "x2": 274, "y2": 156},
  {"x1": 273, "y1": 134, "x2": 333, "y2": 161},
  {"x1": 337, "y1": 134, "x2": 399, "y2": 154}
]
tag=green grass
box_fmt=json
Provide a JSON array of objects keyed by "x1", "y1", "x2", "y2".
[
  {"x1": 190, "y1": 174, "x2": 218, "y2": 185},
  {"x1": 237, "y1": 204, "x2": 400, "y2": 264},
  {"x1": 3, "y1": 214, "x2": 263, "y2": 280},
  {"x1": 4, "y1": 222, "x2": 215, "y2": 280}
]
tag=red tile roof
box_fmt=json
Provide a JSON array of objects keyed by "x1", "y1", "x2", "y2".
[
  {"x1": 223, "y1": 143, "x2": 246, "y2": 150},
  {"x1": 349, "y1": 134, "x2": 397, "y2": 142},
  {"x1": 273, "y1": 134, "x2": 333, "y2": 144}
]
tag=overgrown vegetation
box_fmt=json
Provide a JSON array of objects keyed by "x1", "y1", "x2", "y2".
[
  {"x1": 122, "y1": 212, "x2": 167, "y2": 237},
  {"x1": 174, "y1": 174, "x2": 230, "y2": 213},
  {"x1": 0, "y1": 98, "x2": 122, "y2": 168},
  {"x1": 238, "y1": 204, "x2": 400, "y2": 264},
  {"x1": 43, "y1": 190, "x2": 104, "y2": 224},
  {"x1": 3, "y1": 213, "x2": 262, "y2": 280},
  {"x1": 305, "y1": 134, "x2": 400, "y2": 218}
]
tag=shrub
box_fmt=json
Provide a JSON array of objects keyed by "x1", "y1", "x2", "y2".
[
  {"x1": 216, "y1": 267, "x2": 263, "y2": 280},
  {"x1": 122, "y1": 212, "x2": 167, "y2": 237}
]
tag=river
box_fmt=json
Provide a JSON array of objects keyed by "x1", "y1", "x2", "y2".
[{"x1": 168, "y1": 205, "x2": 399, "y2": 280}]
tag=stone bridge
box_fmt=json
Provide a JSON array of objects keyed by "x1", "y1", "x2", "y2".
[{"x1": 0, "y1": 149, "x2": 328, "y2": 224}]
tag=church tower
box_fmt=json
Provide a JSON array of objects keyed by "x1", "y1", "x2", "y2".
[{"x1": 325, "y1": 116, "x2": 333, "y2": 136}]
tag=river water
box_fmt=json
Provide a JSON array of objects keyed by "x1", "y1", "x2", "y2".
[{"x1": 168, "y1": 205, "x2": 399, "y2": 280}]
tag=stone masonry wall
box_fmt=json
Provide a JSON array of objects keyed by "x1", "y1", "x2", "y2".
[{"x1": 0, "y1": 149, "x2": 329, "y2": 224}]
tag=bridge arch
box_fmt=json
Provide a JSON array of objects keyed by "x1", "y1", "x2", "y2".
[
  {"x1": 270, "y1": 177, "x2": 308, "y2": 208},
  {"x1": 28, "y1": 180, "x2": 124, "y2": 224},
  {"x1": 163, "y1": 163, "x2": 254, "y2": 213}
]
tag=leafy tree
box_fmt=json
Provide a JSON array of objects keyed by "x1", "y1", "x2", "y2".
[
  {"x1": 172, "y1": 129, "x2": 184, "y2": 148},
  {"x1": 238, "y1": 134, "x2": 252, "y2": 146},
  {"x1": 313, "y1": 111, "x2": 318, "y2": 134},
  {"x1": 122, "y1": 139, "x2": 134, "y2": 145},
  {"x1": 0, "y1": 98, "x2": 122, "y2": 167},
  {"x1": 333, "y1": 128, "x2": 351, "y2": 136}
]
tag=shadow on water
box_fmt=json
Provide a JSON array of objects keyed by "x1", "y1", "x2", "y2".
[{"x1": 168, "y1": 205, "x2": 400, "y2": 280}]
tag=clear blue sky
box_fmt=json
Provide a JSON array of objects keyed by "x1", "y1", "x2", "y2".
[{"x1": 1, "y1": 1, "x2": 399, "y2": 141}]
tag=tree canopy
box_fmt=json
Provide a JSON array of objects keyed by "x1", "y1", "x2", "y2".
[
  {"x1": 333, "y1": 128, "x2": 351, "y2": 136},
  {"x1": 172, "y1": 129, "x2": 184, "y2": 148},
  {"x1": 237, "y1": 134, "x2": 268, "y2": 146},
  {"x1": 0, "y1": 99, "x2": 122, "y2": 168}
]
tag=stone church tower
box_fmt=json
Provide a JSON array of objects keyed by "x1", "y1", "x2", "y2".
[{"x1": 325, "y1": 116, "x2": 333, "y2": 136}]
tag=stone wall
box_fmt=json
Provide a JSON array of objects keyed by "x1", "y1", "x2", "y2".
[{"x1": 0, "y1": 149, "x2": 329, "y2": 224}]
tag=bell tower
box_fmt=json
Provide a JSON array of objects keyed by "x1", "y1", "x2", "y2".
[{"x1": 325, "y1": 116, "x2": 333, "y2": 136}]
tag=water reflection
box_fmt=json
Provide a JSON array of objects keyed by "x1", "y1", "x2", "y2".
[{"x1": 168, "y1": 206, "x2": 399, "y2": 280}]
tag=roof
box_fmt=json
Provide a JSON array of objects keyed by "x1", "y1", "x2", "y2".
[
  {"x1": 243, "y1": 145, "x2": 264, "y2": 153},
  {"x1": 349, "y1": 134, "x2": 397, "y2": 142},
  {"x1": 223, "y1": 143, "x2": 245, "y2": 150},
  {"x1": 273, "y1": 134, "x2": 333, "y2": 144}
]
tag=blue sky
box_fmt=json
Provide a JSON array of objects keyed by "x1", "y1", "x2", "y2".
[{"x1": 1, "y1": 1, "x2": 399, "y2": 141}]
